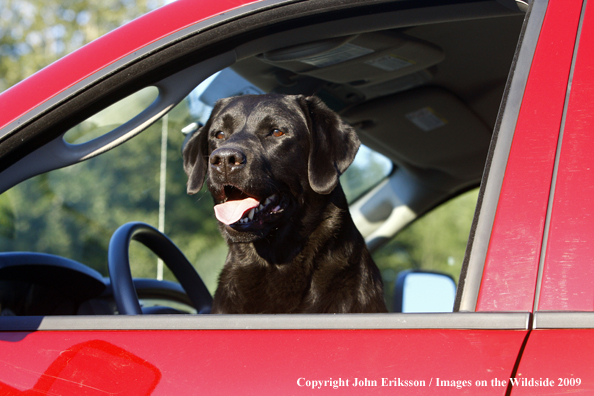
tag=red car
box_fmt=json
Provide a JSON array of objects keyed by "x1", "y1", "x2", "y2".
[{"x1": 0, "y1": 0, "x2": 592, "y2": 394}]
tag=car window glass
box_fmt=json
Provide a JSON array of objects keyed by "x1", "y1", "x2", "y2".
[
  {"x1": 341, "y1": 145, "x2": 392, "y2": 203},
  {"x1": 372, "y1": 189, "x2": 479, "y2": 312},
  {"x1": 0, "y1": 95, "x2": 225, "y2": 294},
  {"x1": 63, "y1": 87, "x2": 159, "y2": 144}
]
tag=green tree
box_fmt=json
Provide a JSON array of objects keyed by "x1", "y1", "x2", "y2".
[
  {"x1": 0, "y1": 0, "x2": 155, "y2": 91},
  {"x1": 0, "y1": 93, "x2": 227, "y2": 292}
]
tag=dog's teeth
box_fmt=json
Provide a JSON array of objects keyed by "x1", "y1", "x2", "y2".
[
  {"x1": 258, "y1": 204, "x2": 264, "y2": 211},
  {"x1": 272, "y1": 205, "x2": 281, "y2": 213},
  {"x1": 248, "y1": 209, "x2": 255, "y2": 220},
  {"x1": 265, "y1": 194, "x2": 277, "y2": 205}
]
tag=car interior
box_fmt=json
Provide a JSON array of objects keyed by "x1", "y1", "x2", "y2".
[{"x1": 0, "y1": 0, "x2": 527, "y2": 316}]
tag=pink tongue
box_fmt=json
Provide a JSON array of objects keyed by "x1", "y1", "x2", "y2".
[{"x1": 214, "y1": 197, "x2": 260, "y2": 225}]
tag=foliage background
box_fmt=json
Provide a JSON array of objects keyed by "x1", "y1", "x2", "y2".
[
  {"x1": 0, "y1": 0, "x2": 478, "y2": 307},
  {"x1": 0, "y1": 0, "x2": 158, "y2": 91},
  {"x1": 374, "y1": 189, "x2": 478, "y2": 311}
]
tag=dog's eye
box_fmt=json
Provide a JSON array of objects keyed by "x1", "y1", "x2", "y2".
[
  {"x1": 271, "y1": 129, "x2": 285, "y2": 137},
  {"x1": 215, "y1": 131, "x2": 225, "y2": 139}
]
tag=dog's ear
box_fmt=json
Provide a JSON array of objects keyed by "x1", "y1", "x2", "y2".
[
  {"x1": 182, "y1": 126, "x2": 209, "y2": 195},
  {"x1": 300, "y1": 96, "x2": 361, "y2": 194},
  {"x1": 182, "y1": 97, "x2": 233, "y2": 194}
]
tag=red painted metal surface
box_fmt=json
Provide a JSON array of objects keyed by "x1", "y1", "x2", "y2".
[
  {"x1": 510, "y1": 330, "x2": 594, "y2": 395},
  {"x1": 476, "y1": 0, "x2": 583, "y2": 312},
  {"x1": 539, "y1": 0, "x2": 594, "y2": 311},
  {"x1": 0, "y1": 329, "x2": 526, "y2": 395},
  {"x1": 0, "y1": 0, "x2": 265, "y2": 133},
  {"x1": 0, "y1": 340, "x2": 161, "y2": 395}
]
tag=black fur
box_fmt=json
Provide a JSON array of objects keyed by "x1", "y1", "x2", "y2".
[{"x1": 183, "y1": 93, "x2": 387, "y2": 313}]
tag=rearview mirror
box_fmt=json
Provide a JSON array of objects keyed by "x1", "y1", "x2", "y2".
[{"x1": 393, "y1": 270, "x2": 456, "y2": 313}]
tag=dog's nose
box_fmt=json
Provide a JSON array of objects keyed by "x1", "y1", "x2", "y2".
[{"x1": 210, "y1": 147, "x2": 246, "y2": 175}]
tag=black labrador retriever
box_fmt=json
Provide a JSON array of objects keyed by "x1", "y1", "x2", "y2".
[{"x1": 183, "y1": 93, "x2": 387, "y2": 313}]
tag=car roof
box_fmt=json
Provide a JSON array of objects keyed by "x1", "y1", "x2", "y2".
[{"x1": 0, "y1": 0, "x2": 276, "y2": 134}]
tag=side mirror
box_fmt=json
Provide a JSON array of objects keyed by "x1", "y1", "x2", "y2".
[{"x1": 393, "y1": 270, "x2": 456, "y2": 313}]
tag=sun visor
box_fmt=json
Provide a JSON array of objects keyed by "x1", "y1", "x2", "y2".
[
  {"x1": 342, "y1": 87, "x2": 492, "y2": 181},
  {"x1": 260, "y1": 32, "x2": 444, "y2": 87}
]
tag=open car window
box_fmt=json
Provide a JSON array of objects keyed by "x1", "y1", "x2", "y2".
[{"x1": 0, "y1": 0, "x2": 534, "y2": 319}]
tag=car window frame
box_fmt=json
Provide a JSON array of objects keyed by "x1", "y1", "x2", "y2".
[
  {"x1": 0, "y1": 0, "x2": 544, "y2": 332},
  {"x1": 455, "y1": 0, "x2": 549, "y2": 312}
]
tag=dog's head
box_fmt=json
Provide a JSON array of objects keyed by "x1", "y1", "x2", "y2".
[{"x1": 182, "y1": 93, "x2": 360, "y2": 242}]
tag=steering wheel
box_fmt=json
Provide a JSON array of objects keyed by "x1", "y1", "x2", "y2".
[{"x1": 108, "y1": 222, "x2": 212, "y2": 314}]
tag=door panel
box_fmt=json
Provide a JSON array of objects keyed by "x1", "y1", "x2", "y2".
[{"x1": 0, "y1": 327, "x2": 526, "y2": 395}]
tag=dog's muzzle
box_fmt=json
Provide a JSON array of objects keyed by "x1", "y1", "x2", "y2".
[{"x1": 209, "y1": 147, "x2": 246, "y2": 177}]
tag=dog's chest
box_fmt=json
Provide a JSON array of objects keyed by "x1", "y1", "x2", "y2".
[{"x1": 218, "y1": 254, "x2": 320, "y2": 313}]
